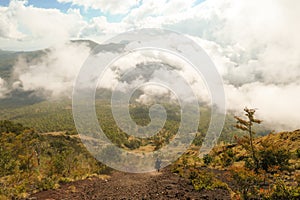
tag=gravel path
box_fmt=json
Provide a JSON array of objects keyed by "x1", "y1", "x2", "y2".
[{"x1": 30, "y1": 168, "x2": 230, "y2": 200}]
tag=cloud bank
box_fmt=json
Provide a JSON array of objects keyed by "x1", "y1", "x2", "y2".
[
  {"x1": 13, "y1": 42, "x2": 91, "y2": 97},
  {"x1": 0, "y1": 0, "x2": 300, "y2": 130}
]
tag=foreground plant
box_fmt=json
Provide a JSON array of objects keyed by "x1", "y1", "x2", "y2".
[{"x1": 235, "y1": 107, "x2": 262, "y2": 173}]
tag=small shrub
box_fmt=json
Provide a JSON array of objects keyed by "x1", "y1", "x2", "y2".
[
  {"x1": 230, "y1": 166, "x2": 263, "y2": 200},
  {"x1": 0, "y1": 120, "x2": 26, "y2": 135},
  {"x1": 212, "y1": 180, "x2": 229, "y2": 190},
  {"x1": 258, "y1": 144, "x2": 291, "y2": 172},
  {"x1": 188, "y1": 168, "x2": 228, "y2": 192},
  {"x1": 203, "y1": 154, "x2": 213, "y2": 166},
  {"x1": 220, "y1": 149, "x2": 235, "y2": 167},
  {"x1": 245, "y1": 157, "x2": 255, "y2": 170},
  {"x1": 265, "y1": 180, "x2": 300, "y2": 200},
  {"x1": 189, "y1": 170, "x2": 198, "y2": 180},
  {"x1": 37, "y1": 177, "x2": 56, "y2": 191},
  {"x1": 296, "y1": 149, "x2": 300, "y2": 158},
  {"x1": 171, "y1": 164, "x2": 182, "y2": 174},
  {"x1": 124, "y1": 139, "x2": 141, "y2": 150},
  {"x1": 191, "y1": 172, "x2": 214, "y2": 191},
  {"x1": 58, "y1": 177, "x2": 73, "y2": 184}
]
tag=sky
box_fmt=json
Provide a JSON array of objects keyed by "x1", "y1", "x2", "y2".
[
  {"x1": 0, "y1": 0, "x2": 208, "y2": 50},
  {"x1": 0, "y1": 0, "x2": 300, "y2": 130},
  {"x1": 11, "y1": 0, "x2": 128, "y2": 22}
]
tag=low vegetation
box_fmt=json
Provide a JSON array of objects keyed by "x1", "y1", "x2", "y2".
[
  {"x1": 0, "y1": 104, "x2": 298, "y2": 199},
  {"x1": 0, "y1": 121, "x2": 110, "y2": 199},
  {"x1": 183, "y1": 108, "x2": 300, "y2": 199}
]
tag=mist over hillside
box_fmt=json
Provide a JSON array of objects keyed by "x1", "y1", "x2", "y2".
[
  {"x1": 0, "y1": 38, "x2": 298, "y2": 131},
  {"x1": 0, "y1": 0, "x2": 299, "y2": 131},
  {"x1": 0, "y1": 1, "x2": 299, "y2": 199}
]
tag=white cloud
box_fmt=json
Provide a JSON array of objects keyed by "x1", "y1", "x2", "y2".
[
  {"x1": 183, "y1": 0, "x2": 300, "y2": 130},
  {"x1": 0, "y1": 0, "x2": 87, "y2": 50},
  {"x1": 0, "y1": 6, "x2": 25, "y2": 39},
  {"x1": 225, "y1": 82, "x2": 300, "y2": 130},
  {"x1": 130, "y1": 0, "x2": 300, "y2": 130},
  {"x1": 79, "y1": 16, "x2": 128, "y2": 37},
  {"x1": 57, "y1": 0, "x2": 139, "y2": 15},
  {"x1": 1, "y1": 0, "x2": 300, "y2": 130},
  {"x1": 0, "y1": 77, "x2": 9, "y2": 98},
  {"x1": 123, "y1": 0, "x2": 197, "y2": 29},
  {"x1": 97, "y1": 49, "x2": 210, "y2": 105},
  {"x1": 13, "y1": 42, "x2": 91, "y2": 97}
]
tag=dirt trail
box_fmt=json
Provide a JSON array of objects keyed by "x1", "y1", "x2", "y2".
[{"x1": 30, "y1": 168, "x2": 230, "y2": 200}]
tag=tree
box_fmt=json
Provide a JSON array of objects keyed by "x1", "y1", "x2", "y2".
[{"x1": 234, "y1": 107, "x2": 262, "y2": 173}]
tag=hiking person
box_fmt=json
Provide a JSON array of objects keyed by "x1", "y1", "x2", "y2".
[{"x1": 155, "y1": 158, "x2": 161, "y2": 172}]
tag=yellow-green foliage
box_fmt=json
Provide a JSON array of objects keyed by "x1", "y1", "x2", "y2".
[
  {"x1": 0, "y1": 121, "x2": 110, "y2": 199},
  {"x1": 258, "y1": 179, "x2": 300, "y2": 200},
  {"x1": 230, "y1": 166, "x2": 263, "y2": 200},
  {"x1": 189, "y1": 168, "x2": 229, "y2": 191},
  {"x1": 172, "y1": 156, "x2": 229, "y2": 192},
  {"x1": 211, "y1": 130, "x2": 299, "y2": 171}
]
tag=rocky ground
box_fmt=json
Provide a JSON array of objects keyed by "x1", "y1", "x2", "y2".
[{"x1": 29, "y1": 168, "x2": 230, "y2": 200}]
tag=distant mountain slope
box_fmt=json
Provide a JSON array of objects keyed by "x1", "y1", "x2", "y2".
[
  {"x1": 0, "y1": 49, "x2": 47, "y2": 80},
  {"x1": 0, "y1": 40, "x2": 102, "y2": 108},
  {"x1": 70, "y1": 39, "x2": 99, "y2": 49},
  {"x1": 0, "y1": 40, "x2": 99, "y2": 81}
]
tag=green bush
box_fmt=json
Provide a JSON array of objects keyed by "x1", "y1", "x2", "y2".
[
  {"x1": 191, "y1": 172, "x2": 214, "y2": 191},
  {"x1": 203, "y1": 154, "x2": 213, "y2": 166},
  {"x1": 230, "y1": 167, "x2": 263, "y2": 200},
  {"x1": 0, "y1": 120, "x2": 26, "y2": 135},
  {"x1": 262, "y1": 180, "x2": 300, "y2": 200},
  {"x1": 0, "y1": 121, "x2": 110, "y2": 197},
  {"x1": 258, "y1": 146, "x2": 290, "y2": 172},
  {"x1": 124, "y1": 139, "x2": 141, "y2": 150},
  {"x1": 296, "y1": 149, "x2": 300, "y2": 158},
  {"x1": 188, "y1": 168, "x2": 228, "y2": 192},
  {"x1": 220, "y1": 149, "x2": 235, "y2": 167},
  {"x1": 37, "y1": 177, "x2": 56, "y2": 191}
]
